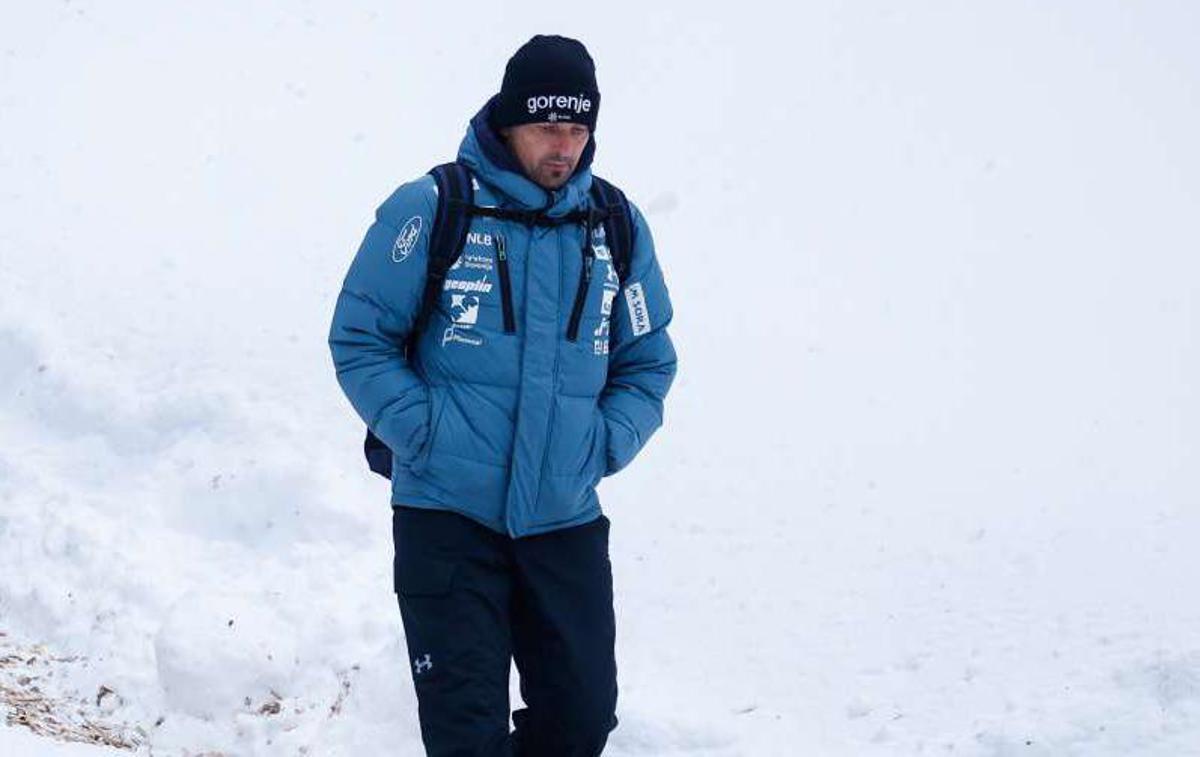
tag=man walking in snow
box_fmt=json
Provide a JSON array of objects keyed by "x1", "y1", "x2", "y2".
[{"x1": 329, "y1": 35, "x2": 676, "y2": 756}]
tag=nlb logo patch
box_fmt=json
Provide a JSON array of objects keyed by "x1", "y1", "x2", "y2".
[
  {"x1": 392, "y1": 216, "x2": 422, "y2": 263},
  {"x1": 624, "y1": 282, "x2": 651, "y2": 336}
]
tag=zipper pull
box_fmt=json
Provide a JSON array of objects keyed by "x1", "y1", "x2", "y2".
[
  {"x1": 566, "y1": 242, "x2": 594, "y2": 343},
  {"x1": 495, "y1": 233, "x2": 516, "y2": 334}
]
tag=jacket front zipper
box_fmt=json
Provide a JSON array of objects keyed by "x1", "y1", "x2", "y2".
[
  {"x1": 496, "y1": 234, "x2": 516, "y2": 333},
  {"x1": 566, "y1": 243, "x2": 593, "y2": 342}
]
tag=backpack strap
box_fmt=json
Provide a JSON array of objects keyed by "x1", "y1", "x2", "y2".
[
  {"x1": 368, "y1": 162, "x2": 474, "y2": 481},
  {"x1": 589, "y1": 175, "x2": 634, "y2": 282},
  {"x1": 407, "y1": 162, "x2": 475, "y2": 355},
  {"x1": 467, "y1": 204, "x2": 594, "y2": 227}
]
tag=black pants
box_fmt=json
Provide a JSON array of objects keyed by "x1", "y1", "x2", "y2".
[{"x1": 393, "y1": 506, "x2": 618, "y2": 757}]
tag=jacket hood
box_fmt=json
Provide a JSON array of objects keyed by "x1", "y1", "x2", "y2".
[{"x1": 457, "y1": 95, "x2": 596, "y2": 215}]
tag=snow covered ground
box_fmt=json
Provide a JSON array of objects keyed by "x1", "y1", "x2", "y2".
[
  {"x1": 1, "y1": 722, "x2": 126, "y2": 757},
  {"x1": 2, "y1": 1, "x2": 1198, "y2": 754}
]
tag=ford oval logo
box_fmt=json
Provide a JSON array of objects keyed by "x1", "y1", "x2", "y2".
[{"x1": 392, "y1": 216, "x2": 423, "y2": 263}]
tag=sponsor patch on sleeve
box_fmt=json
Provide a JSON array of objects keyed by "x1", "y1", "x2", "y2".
[
  {"x1": 391, "y1": 216, "x2": 422, "y2": 263},
  {"x1": 624, "y1": 282, "x2": 652, "y2": 336}
]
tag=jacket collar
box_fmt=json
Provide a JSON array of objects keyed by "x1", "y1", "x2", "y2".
[{"x1": 457, "y1": 95, "x2": 596, "y2": 216}]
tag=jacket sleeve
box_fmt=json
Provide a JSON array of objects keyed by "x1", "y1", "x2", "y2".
[
  {"x1": 328, "y1": 179, "x2": 437, "y2": 465},
  {"x1": 600, "y1": 202, "x2": 678, "y2": 476}
]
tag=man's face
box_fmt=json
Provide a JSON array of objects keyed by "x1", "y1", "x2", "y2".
[{"x1": 503, "y1": 122, "x2": 590, "y2": 190}]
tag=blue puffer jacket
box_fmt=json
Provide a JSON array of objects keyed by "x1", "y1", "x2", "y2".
[{"x1": 329, "y1": 99, "x2": 677, "y2": 537}]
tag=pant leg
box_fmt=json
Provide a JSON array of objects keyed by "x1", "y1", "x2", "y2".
[
  {"x1": 510, "y1": 514, "x2": 618, "y2": 757},
  {"x1": 393, "y1": 506, "x2": 515, "y2": 757}
]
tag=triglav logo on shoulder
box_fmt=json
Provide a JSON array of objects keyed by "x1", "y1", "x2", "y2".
[
  {"x1": 526, "y1": 93, "x2": 592, "y2": 122},
  {"x1": 392, "y1": 216, "x2": 422, "y2": 263}
]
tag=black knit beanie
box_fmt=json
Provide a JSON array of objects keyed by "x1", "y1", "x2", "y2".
[{"x1": 492, "y1": 35, "x2": 600, "y2": 131}]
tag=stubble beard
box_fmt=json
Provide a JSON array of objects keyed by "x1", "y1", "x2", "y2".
[{"x1": 534, "y1": 156, "x2": 575, "y2": 189}]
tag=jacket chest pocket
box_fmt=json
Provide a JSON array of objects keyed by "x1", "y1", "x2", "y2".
[
  {"x1": 557, "y1": 254, "x2": 616, "y2": 396},
  {"x1": 574, "y1": 253, "x2": 620, "y2": 357},
  {"x1": 437, "y1": 232, "x2": 516, "y2": 338}
]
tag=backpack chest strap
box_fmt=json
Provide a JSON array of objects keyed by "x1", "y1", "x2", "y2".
[{"x1": 456, "y1": 201, "x2": 614, "y2": 228}]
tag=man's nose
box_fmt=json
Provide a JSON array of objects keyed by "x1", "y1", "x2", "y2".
[{"x1": 551, "y1": 131, "x2": 574, "y2": 151}]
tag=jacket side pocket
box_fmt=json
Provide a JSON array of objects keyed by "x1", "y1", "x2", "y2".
[{"x1": 410, "y1": 387, "x2": 447, "y2": 476}]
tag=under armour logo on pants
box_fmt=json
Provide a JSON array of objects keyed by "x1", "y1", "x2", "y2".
[{"x1": 413, "y1": 654, "x2": 433, "y2": 675}]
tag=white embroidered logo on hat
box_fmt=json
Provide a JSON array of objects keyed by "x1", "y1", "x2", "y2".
[{"x1": 526, "y1": 93, "x2": 593, "y2": 116}]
